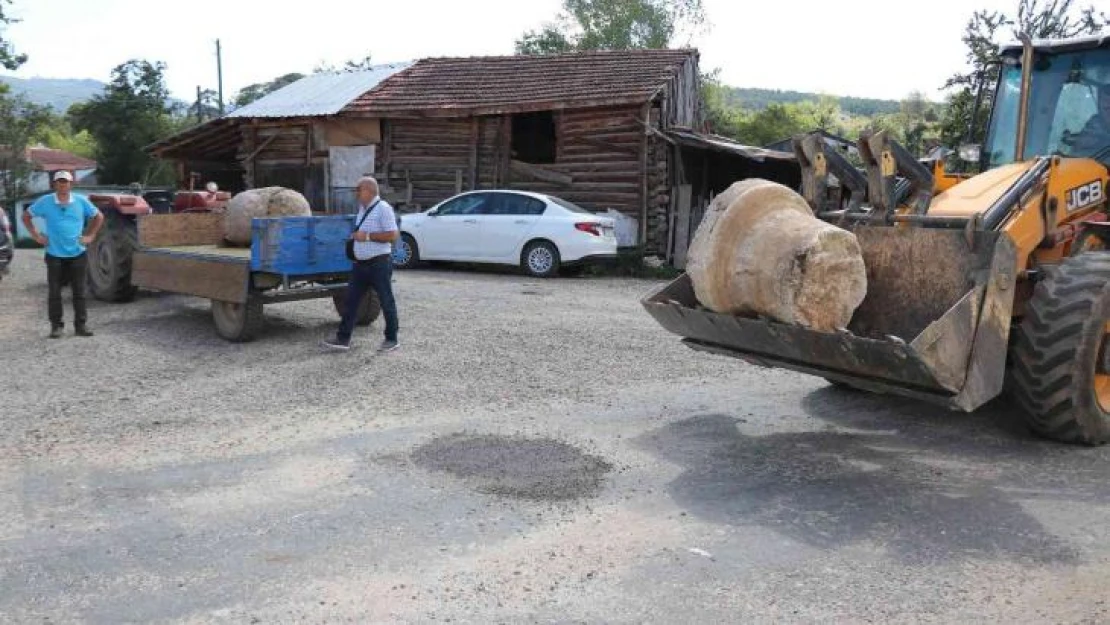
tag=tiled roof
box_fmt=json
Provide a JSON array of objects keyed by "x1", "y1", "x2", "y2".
[
  {"x1": 344, "y1": 49, "x2": 696, "y2": 116},
  {"x1": 28, "y1": 148, "x2": 97, "y2": 171}
]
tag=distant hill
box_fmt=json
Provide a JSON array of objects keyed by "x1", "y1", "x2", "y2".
[
  {"x1": 0, "y1": 76, "x2": 106, "y2": 112},
  {"x1": 724, "y1": 87, "x2": 904, "y2": 117},
  {"x1": 0, "y1": 74, "x2": 909, "y2": 120}
]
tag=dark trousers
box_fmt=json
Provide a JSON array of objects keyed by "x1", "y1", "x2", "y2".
[
  {"x1": 45, "y1": 253, "x2": 88, "y2": 328},
  {"x1": 337, "y1": 255, "x2": 398, "y2": 344}
]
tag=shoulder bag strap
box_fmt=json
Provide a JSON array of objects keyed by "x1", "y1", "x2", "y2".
[{"x1": 353, "y1": 199, "x2": 381, "y2": 232}]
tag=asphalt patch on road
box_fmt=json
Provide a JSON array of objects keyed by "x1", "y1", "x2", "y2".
[{"x1": 412, "y1": 433, "x2": 612, "y2": 501}]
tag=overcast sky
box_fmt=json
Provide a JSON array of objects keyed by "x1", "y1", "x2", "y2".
[{"x1": 3, "y1": 0, "x2": 1024, "y2": 103}]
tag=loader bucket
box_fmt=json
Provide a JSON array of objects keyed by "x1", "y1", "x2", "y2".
[{"x1": 643, "y1": 226, "x2": 1019, "y2": 411}]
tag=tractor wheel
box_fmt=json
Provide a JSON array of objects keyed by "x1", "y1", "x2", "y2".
[
  {"x1": 1009, "y1": 253, "x2": 1110, "y2": 444},
  {"x1": 211, "y1": 297, "x2": 264, "y2": 342},
  {"x1": 331, "y1": 289, "x2": 381, "y2": 327},
  {"x1": 87, "y1": 212, "x2": 138, "y2": 302}
]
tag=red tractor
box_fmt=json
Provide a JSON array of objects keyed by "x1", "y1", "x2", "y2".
[
  {"x1": 85, "y1": 187, "x2": 230, "y2": 302},
  {"x1": 85, "y1": 192, "x2": 152, "y2": 302}
]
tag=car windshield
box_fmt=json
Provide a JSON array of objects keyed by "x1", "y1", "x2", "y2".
[
  {"x1": 547, "y1": 195, "x2": 594, "y2": 214},
  {"x1": 983, "y1": 47, "x2": 1110, "y2": 167}
]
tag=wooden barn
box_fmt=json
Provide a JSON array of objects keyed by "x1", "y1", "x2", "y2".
[
  {"x1": 342, "y1": 49, "x2": 796, "y2": 258},
  {"x1": 150, "y1": 50, "x2": 798, "y2": 264},
  {"x1": 147, "y1": 63, "x2": 412, "y2": 211}
]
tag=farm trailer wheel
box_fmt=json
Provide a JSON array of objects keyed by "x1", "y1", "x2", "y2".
[
  {"x1": 331, "y1": 289, "x2": 382, "y2": 327},
  {"x1": 211, "y1": 297, "x2": 264, "y2": 342}
]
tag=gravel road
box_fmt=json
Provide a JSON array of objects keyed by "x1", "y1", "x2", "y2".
[{"x1": 4, "y1": 248, "x2": 1110, "y2": 624}]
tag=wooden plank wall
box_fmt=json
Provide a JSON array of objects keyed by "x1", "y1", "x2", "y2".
[
  {"x1": 378, "y1": 104, "x2": 675, "y2": 254},
  {"x1": 477, "y1": 116, "x2": 503, "y2": 188},
  {"x1": 384, "y1": 118, "x2": 472, "y2": 207},
  {"x1": 138, "y1": 213, "x2": 225, "y2": 247},
  {"x1": 132, "y1": 252, "x2": 249, "y2": 303},
  {"x1": 506, "y1": 105, "x2": 643, "y2": 217},
  {"x1": 663, "y1": 57, "x2": 701, "y2": 129}
]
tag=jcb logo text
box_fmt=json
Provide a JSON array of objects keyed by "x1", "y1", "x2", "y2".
[{"x1": 1067, "y1": 181, "x2": 1105, "y2": 212}]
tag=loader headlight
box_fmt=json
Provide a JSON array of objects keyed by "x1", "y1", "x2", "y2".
[{"x1": 959, "y1": 143, "x2": 982, "y2": 163}]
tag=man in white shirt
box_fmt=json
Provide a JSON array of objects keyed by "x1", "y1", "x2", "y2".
[
  {"x1": 324, "y1": 176, "x2": 400, "y2": 351},
  {"x1": 1063, "y1": 83, "x2": 1110, "y2": 165}
]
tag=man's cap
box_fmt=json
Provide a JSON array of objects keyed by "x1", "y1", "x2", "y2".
[{"x1": 53, "y1": 170, "x2": 74, "y2": 182}]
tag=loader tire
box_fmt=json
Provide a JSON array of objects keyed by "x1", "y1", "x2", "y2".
[
  {"x1": 824, "y1": 378, "x2": 863, "y2": 392},
  {"x1": 1009, "y1": 253, "x2": 1110, "y2": 445}
]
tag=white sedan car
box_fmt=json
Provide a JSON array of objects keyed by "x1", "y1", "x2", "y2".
[{"x1": 394, "y1": 190, "x2": 618, "y2": 277}]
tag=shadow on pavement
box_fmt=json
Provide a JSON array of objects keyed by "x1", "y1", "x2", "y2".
[{"x1": 636, "y1": 387, "x2": 1110, "y2": 564}]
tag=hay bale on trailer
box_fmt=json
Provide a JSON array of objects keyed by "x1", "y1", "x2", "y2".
[{"x1": 223, "y1": 187, "x2": 311, "y2": 246}]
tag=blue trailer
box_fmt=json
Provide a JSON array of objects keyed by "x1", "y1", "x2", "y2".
[{"x1": 131, "y1": 212, "x2": 380, "y2": 341}]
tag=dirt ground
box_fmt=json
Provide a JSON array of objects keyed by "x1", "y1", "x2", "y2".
[{"x1": 3, "y1": 249, "x2": 1110, "y2": 624}]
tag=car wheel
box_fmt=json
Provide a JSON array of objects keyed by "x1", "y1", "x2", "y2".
[
  {"x1": 522, "y1": 241, "x2": 560, "y2": 278},
  {"x1": 394, "y1": 233, "x2": 420, "y2": 270}
]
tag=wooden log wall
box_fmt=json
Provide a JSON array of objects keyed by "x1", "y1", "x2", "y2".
[
  {"x1": 506, "y1": 105, "x2": 644, "y2": 216},
  {"x1": 237, "y1": 123, "x2": 312, "y2": 170},
  {"x1": 645, "y1": 106, "x2": 672, "y2": 254},
  {"x1": 378, "y1": 104, "x2": 675, "y2": 254},
  {"x1": 380, "y1": 118, "x2": 472, "y2": 207},
  {"x1": 662, "y1": 56, "x2": 701, "y2": 129},
  {"x1": 477, "y1": 116, "x2": 503, "y2": 188}
]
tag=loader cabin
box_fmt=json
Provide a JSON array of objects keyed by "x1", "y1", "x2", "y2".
[
  {"x1": 926, "y1": 34, "x2": 1110, "y2": 230},
  {"x1": 980, "y1": 34, "x2": 1110, "y2": 169}
]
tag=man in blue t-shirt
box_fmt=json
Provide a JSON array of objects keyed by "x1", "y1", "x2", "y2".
[{"x1": 21, "y1": 170, "x2": 105, "y2": 338}]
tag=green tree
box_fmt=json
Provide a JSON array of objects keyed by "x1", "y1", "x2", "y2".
[
  {"x1": 37, "y1": 125, "x2": 97, "y2": 160},
  {"x1": 0, "y1": 0, "x2": 26, "y2": 72},
  {"x1": 728, "y1": 103, "x2": 811, "y2": 146},
  {"x1": 700, "y1": 69, "x2": 745, "y2": 138},
  {"x1": 188, "y1": 88, "x2": 222, "y2": 122},
  {"x1": 70, "y1": 59, "x2": 179, "y2": 185},
  {"x1": 0, "y1": 92, "x2": 51, "y2": 200},
  {"x1": 233, "y1": 72, "x2": 305, "y2": 108},
  {"x1": 885, "y1": 91, "x2": 941, "y2": 155},
  {"x1": 314, "y1": 54, "x2": 375, "y2": 75},
  {"x1": 515, "y1": 0, "x2": 706, "y2": 54},
  {"x1": 941, "y1": 0, "x2": 1109, "y2": 147},
  {"x1": 341, "y1": 54, "x2": 375, "y2": 72},
  {"x1": 28, "y1": 111, "x2": 98, "y2": 160}
]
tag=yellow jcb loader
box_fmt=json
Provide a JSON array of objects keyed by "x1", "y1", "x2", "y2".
[{"x1": 644, "y1": 34, "x2": 1110, "y2": 444}]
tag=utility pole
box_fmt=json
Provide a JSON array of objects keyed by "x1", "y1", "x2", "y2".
[
  {"x1": 196, "y1": 85, "x2": 203, "y2": 123},
  {"x1": 216, "y1": 39, "x2": 225, "y2": 115}
]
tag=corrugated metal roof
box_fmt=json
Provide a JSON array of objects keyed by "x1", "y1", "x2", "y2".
[
  {"x1": 228, "y1": 62, "x2": 412, "y2": 118},
  {"x1": 666, "y1": 128, "x2": 796, "y2": 162}
]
